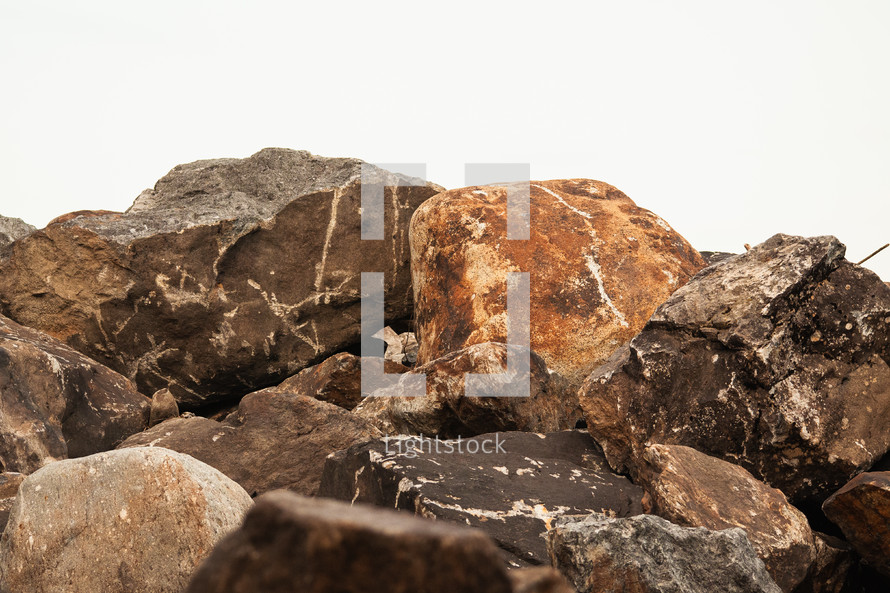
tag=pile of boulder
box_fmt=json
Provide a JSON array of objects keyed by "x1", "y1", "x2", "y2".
[{"x1": 0, "y1": 148, "x2": 888, "y2": 592}]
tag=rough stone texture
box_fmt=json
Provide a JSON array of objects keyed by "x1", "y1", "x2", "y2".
[
  {"x1": 581, "y1": 234, "x2": 890, "y2": 503},
  {"x1": 822, "y1": 472, "x2": 890, "y2": 576},
  {"x1": 120, "y1": 389, "x2": 380, "y2": 496},
  {"x1": 547, "y1": 513, "x2": 782, "y2": 593},
  {"x1": 0, "y1": 472, "x2": 24, "y2": 532},
  {"x1": 185, "y1": 491, "x2": 514, "y2": 593},
  {"x1": 263, "y1": 352, "x2": 408, "y2": 411},
  {"x1": 0, "y1": 447, "x2": 252, "y2": 593},
  {"x1": 319, "y1": 430, "x2": 644, "y2": 567},
  {"x1": 384, "y1": 326, "x2": 418, "y2": 365},
  {"x1": 0, "y1": 313, "x2": 150, "y2": 474},
  {"x1": 699, "y1": 250, "x2": 737, "y2": 266},
  {"x1": 794, "y1": 533, "x2": 857, "y2": 593},
  {"x1": 410, "y1": 179, "x2": 705, "y2": 389},
  {"x1": 149, "y1": 388, "x2": 179, "y2": 426},
  {"x1": 0, "y1": 215, "x2": 35, "y2": 252},
  {"x1": 354, "y1": 342, "x2": 580, "y2": 438},
  {"x1": 508, "y1": 567, "x2": 575, "y2": 593},
  {"x1": 637, "y1": 444, "x2": 815, "y2": 592},
  {"x1": 0, "y1": 149, "x2": 443, "y2": 407}
]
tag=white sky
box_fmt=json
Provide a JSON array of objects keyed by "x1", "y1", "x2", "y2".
[{"x1": 1, "y1": 1, "x2": 888, "y2": 279}]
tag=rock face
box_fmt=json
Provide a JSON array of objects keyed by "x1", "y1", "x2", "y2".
[
  {"x1": 185, "y1": 491, "x2": 514, "y2": 593},
  {"x1": 636, "y1": 444, "x2": 815, "y2": 592},
  {"x1": 0, "y1": 447, "x2": 252, "y2": 593},
  {"x1": 547, "y1": 514, "x2": 782, "y2": 593},
  {"x1": 354, "y1": 342, "x2": 580, "y2": 437},
  {"x1": 319, "y1": 430, "x2": 644, "y2": 567},
  {"x1": 0, "y1": 149, "x2": 443, "y2": 406},
  {"x1": 0, "y1": 313, "x2": 150, "y2": 474},
  {"x1": 581, "y1": 234, "x2": 890, "y2": 503},
  {"x1": 0, "y1": 215, "x2": 35, "y2": 252},
  {"x1": 410, "y1": 179, "x2": 705, "y2": 388},
  {"x1": 822, "y1": 472, "x2": 890, "y2": 576},
  {"x1": 120, "y1": 389, "x2": 380, "y2": 496}
]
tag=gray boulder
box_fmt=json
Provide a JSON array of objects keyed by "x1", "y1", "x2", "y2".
[{"x1": 0, "y1": 215, "x2": 35, "y2": 252}]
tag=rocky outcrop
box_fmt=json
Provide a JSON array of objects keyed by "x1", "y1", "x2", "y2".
[
  {"x1": 0, "y1": 215, "x2": 35, "y2": 252},
  {"x1": 410, "y1": 179, "x2": 705, "y2": 388},
  {"x1": 0, "y1": 149, "x2": 443, "y2": 406},
  {"x1": 120, "y1": 388, "x2": 380, "y2": 496},
  {"x1": 185, "y1": 491, "x2": 514, "y2": 593},
  {"x1": 581, "y1": 234, "x2": 890, "y2": 503},
  {"x1": 822, "y1": 472, "x2": 890, "y2": 576},
  {"x1": 354, "y1": 342, "x2": 580, "y2": 437},
  {"x1": 0, "y1": 447, "x2": 252, "y2": 593},
  {"x1": 547, "y1": 514, "x2": 782, "y2": 593},
  {"x1": 636, "y1": 444, "x2": 815, "y2": 591},
  {"x1": 318, "y1": 430, "x2": 644, "y2": 567},
  {"x1": 0, "y1": 313, "x2": 150, "y2": 474}
]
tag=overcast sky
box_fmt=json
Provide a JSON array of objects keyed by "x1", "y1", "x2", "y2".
[{"x1": 1, "y1": 1, "x2": 888, "y2": 279}]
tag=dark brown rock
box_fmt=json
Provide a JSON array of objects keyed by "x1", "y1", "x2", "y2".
[
  {"x1": 793, "y1": 533, "x2": 857, "y2": 593},
  {"x1": 410, "y1": 180, "x2": 705, "y2": 390},
  {"x1": 354, "y1": 342, "x2": 581, "y2": 437},
  {"x1": 822, "y1": 472, "x2": 890, "y2": 576},
  {"x1": 547, "y1": 513, "x2": 782, "y2": 593},
  {"x1": 149, "y1": 388, "x2": 179, "y2": 426},
  {"x1": 581, "y1": 234, "x2": 890, "y2": 504},
  {"x1": 120, "y1": 389, "x2": 380, "y2": 496},
  {"x1": 0, "y1": 313, "x2": 150, "y2": 473},
  {"x1": 0, "y1": 149, "x2": 443, "y2": 407},
  {"x1": 637, "y1": 444, "x2": 815, "y2": 592},
  {"x1": 185, "y1": 491, "x2": 514, "y2": 593},
  {"x1": 0, "y1": 472, "x2": 24, "y2": 532},
  {"x1": 318, "y1": 430, "x2": 644, "y2": 567}
]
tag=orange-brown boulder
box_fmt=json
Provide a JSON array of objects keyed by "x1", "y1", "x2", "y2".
[{"x1": 409, "y1": 180, "x2": 705, "y2": 387}]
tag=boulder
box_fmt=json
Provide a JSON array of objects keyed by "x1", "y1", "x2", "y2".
[
  {"x1": 580, "y1": 234, "x2": 890, "y2": 503},
  {"x1": 383, "y1": 326, "x2": 418, "y2": 365},
  {"x1": 263, "y1": 352, "x2": 408, "y2": 411},
  {"x1": 0, "y1": 313, "x2": 150, "y2": 474},
  {"x1": 185, "y1": 491, "x2": 514, "y2": 593},
  {"x1": 410, "y1": 179, "x2": 705, "y2": 388},
  {"x1": 636, "y1": 444, "x2": 815, "y2": 591},
  {"x1": 0, "y1": 215, "x2": 35, "y2": 252},
  {"x1": 546, "y1": 514, "x2": 782, "y2": 593},
  {"x1": 822, "y1": 472, "x2": 890, "y2": 576},
  {"x1": 0, "y1": 447, "x2": 252, "y2": 593},
  {"x1": 149, "y1": 388, "x2": 179, "y2": 426},
  {"x1": 0, "y1": 472, "x2": 24, "y2": 531},
  {"x1": 794, "y1": 533, "x2": 857, "y2": 593},
  {"x1": 318, "y1": 430, "x2": 644, "y2": 567},
  {"x1": 0, "y1": 149, "x2": 443, "y2": 406},
  {"x1": 120, "y1": 388, "x2": 380, "y2": 496},
  {"x1": 354, "y1": 342, "x2": 580, "y2": 437}
]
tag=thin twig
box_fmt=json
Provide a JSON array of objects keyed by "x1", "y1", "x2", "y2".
[{"x1": 857, "y1": 243, "x2": 890, "y2": 266}]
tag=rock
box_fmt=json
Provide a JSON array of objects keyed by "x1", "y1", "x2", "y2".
[
  {"x1": 410, "y1": 179, "x2": 705, "y2": 389},
  {"x1": 318, "y1": 430, "x2": 644, "y2": 567},
  {"x1": 120, "y1": 388, "x2": 380, "y2": 496},
  {"x1": 383, "y1": 326, "x2": 419, "y2": 365},
  {"x1": 0, "y1": 313, "x2": 150, "y2": 474},
  {"x1": 637, "y1": 444, "x2": 815, "y2": 591},
  {"x1": 822, "y1": 472, "x2": 890, "y2": 576},
  {"x1": 699, "y1": 250, "x2": 736, "y2": 265},
  {"x1": 0, "y1": 472, "x2": 24, "y2": 532},
  {"x1": 262, "y1": 352, "x2": 408, "y2": 411},
  {"x1": 354, "y1": 342, "x2": 580, "y2": 438},
  {"x1": 508, "y1": 567, "x2": 575, "y2": 593},
  {"x1": 185, "y1": 491, "x2": 514, "y2": 593},
  {"x1": 0, "y1": 447, "x2": 252, "y2": 593},
  {"x1": 546, "y1": 513, "x2": 782, "y2": 593},
  {"x1": 0, "y1": 215, "x2": 35, "y2": 252},
  {"x1": 580, "y1": 234, "x2": 890, "y2": 503},
  {"x1": 794, "y1": 533, "x2": 857, "y2": 593},
  {"x1": 149, "y1": 388, "x2": 179, "y2": 426},
  {"x1": 0, "y1": 149, "x2": 443, "y2": 406}
]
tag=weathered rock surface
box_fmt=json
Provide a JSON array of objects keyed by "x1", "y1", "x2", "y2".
[
  {"x1": 149, "y1": 388, "x2": 179, "y2": 426},
  {"x1": 354, "y1": 342, "x2": 580, "y2": 437},
  {"x1": 581, "y1": 234, "x2": 890, "y2": 503},
  {"x1": 0, "y1": 215, "x2": 35, "y2": 252},
  {"x1": 547, "y1": 513, "x2": 782, "y2": 593},
  {"x1": 0, "y1": 447, "x2": 252, "y2": 593},
  {"x1": 0, "y1": 149, "x2": 443, "y2": 406},
  {"x1": 637, "y1": 444, "x2": 815, "y2": 591},
  {"x1": 823, "y1": 472, "x2": 890, "y2": 576},
  {"x1": 508, "y1": 567, "x2": 575, "y2": 593},
  {"x1": 186, "y1": 491, "x2": 514, "y2": 593},
  {"x1": 0, "y1": 472, "x2": 24, "y2": 531},
  {"x1": 410, "y1": 179, "x2": 705, "y2": 388},
  {"x1": 120, "y1": 388, "x2": 380, "y2": 496},
  {"x1": 700, "y1": 250, "x2": 736, "y2": 265},
  {"x1": 384, "y1": 326, "x2": 418, "y2": 365},
  {"x1": 794, "y1": 533, "x2": 857, "y2": 593},
  {"x1": 262, "y1": 351, "x2": 408, "y2": 410},
  {"x1": 0, "y1": 313, "x2": 150, "y2": 474},
  {"x1": 318, "y1": 430, "x2": 644, "y2": 567}
]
